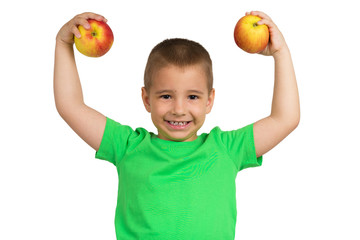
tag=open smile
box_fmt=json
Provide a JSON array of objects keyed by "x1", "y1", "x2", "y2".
[{"x1": 165, "y1": 120, "x2": 192, "y2": 129}]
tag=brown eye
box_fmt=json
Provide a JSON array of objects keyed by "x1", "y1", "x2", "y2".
[
  {"x1": 161, "y1": 95, "x2": 171, "y2": 99},
  {"x1": 189, "y1": 95, "x2": 198, "y2": 100}
]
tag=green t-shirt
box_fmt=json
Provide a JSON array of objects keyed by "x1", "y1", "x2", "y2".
[{"x1": 95, "y1": 117, "x2": 262, "y2": 240}]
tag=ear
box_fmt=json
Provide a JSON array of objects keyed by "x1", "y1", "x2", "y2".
[
  {"x1": 206, "y1": 88, "x2": 215, "y2": 114},
  {"x1": 141, "y1": 87, "x2": 151, "y2": 113}
]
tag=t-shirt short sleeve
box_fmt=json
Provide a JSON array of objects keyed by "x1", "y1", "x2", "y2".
[
  {"x1": 95, "y1": 117, "x2": 147, "y2": 165},
  {"x1": 219, "y1": 123, "x2": 263, "y2": 171}
]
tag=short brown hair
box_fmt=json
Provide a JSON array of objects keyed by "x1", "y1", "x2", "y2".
[{"x1": 144, "y1": 38, "x2": 213, "y2": 93}]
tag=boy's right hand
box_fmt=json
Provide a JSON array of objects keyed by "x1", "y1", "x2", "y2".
[
  {"x1": 54, "y1": 12, "x2": 108, "y2": 151},
  {"x1": 56, "y1": 12, "x2": 108, "y2": 46}
]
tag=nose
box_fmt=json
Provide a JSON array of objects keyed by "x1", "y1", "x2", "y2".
[{"x1": 172, "y1": 98, "x2": 186, "y2": 116}]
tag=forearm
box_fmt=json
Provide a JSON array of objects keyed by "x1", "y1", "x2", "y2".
[
  {"x1": 54, "y1": 41, "x2": 85, "y2": 115},
  {"x1": 270, "y1": 47, "x2": 300, "y2": 128}
]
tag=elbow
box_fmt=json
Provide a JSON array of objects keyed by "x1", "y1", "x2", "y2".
[
  {"x1": 55, "y1": 100, "x2": 63, "y2": 116},
  {"x1": 55, "y1": 101, "x2": 69, "y2": 120},
  {"x1": 284, "y1": 105, "x2": 301, "y2": 132},
  {"x1": 54, "y1": 99, "x2": 84, "y2": 121},
  {"x1": 287, "y1": 112, "x2": 300, "y2": 133},
  {"x1": 271, "y1": 112, "x2": 300, "y2": 134},
  {"x1": 292, "y1": 117, "x2": 300, "y2": 132},
  {"x1": 294, "y1": 110, "x2": 301, "y2": 128},
  {"x1": 54, "y1": 98, "x2": 67, "y2": 117}
]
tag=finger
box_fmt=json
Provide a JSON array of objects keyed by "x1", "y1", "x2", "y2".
[
  {"x1": 74, "y1": 17, "x2": 91, "y2": 30},
  {"x1": 250, "y1": 11, "x2": 272, "y2": 21},
  {"x1": 96, "y1": 15, "x2": 108, "y2": 22},
  {"x1": 80, "y1": 12, "x2": 108, "y2": 22},
  {"x1": 256, "y1": 18, "x2": 277, "y2": 29},
  {"x1": 71, "y1": 25, "x2": 82, "y2": 39},
  {"x1": 71, "y1": 12, "x2": 108, "y2": 39}
]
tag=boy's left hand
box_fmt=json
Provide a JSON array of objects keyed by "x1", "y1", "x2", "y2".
[
  {"x1": 249, "y1": 11, "x2": 300, "y2": 158},
  {"x1": 246, "y1": 11, "x2": 288, "y2": 57}
]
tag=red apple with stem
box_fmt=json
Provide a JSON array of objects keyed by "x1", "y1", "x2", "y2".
[
  {"x1": 74, "y1": 19, "x2": 114, "y2": 57},
  {"x1": 234, "y1": 15, "x2": 269, "y2": 54}
]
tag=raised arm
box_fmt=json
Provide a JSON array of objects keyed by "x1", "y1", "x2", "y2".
[
  {"x1": 249, "y1": 11, "x2": 300, "y2": 157},
  {"x1": 54, "y1": 13, "x2": 107, "y2": 151}
]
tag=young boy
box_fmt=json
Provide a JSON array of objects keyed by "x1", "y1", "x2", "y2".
[{"x1": 54, "y1": 11, "x2": 300, "y2": 240}]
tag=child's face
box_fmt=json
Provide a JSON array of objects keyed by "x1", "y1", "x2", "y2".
[{"x1": 142, "y1": 64, "x2": 215, "y2": 142}]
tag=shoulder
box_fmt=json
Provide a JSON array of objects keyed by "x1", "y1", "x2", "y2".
[
  {"x1": 207, "y1": 124, "x2": 254, "y2": 142},
  {"x1": 96, "y1": 117, "x2": 151, "y2": 164},
  {"x1": 200, "y1": 125, "x2": 254, "y2": 150},
  {"x1": 105, "y1": 117, "x2": 149, "y2": 135},
  {"x1": 203, "y1": 125, "x2": 261, "y2": 171},
  {"x1": 101, "y1": 117, "x2": 151, "y2": 147}
]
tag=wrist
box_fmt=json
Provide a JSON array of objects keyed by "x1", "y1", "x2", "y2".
[
  {"x1": 55, "y1": 38, "x2": 75, "y2": 59},
  {"x1": 55, "y1": 33, "x2": 74, "y2": 48},
  {"x1": 56, "y1": 38, "x2": 73, "y2": 47},
  {"x1": 273, "y1": 45, "x2": 290, "y2": 60}
]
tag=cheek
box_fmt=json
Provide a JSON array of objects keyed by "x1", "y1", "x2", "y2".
[
  {"x1": 150, "y1": 101, "x2": 167, "y2": 117},
  {"x1": 190, "y1": 102, "x2": 207, "y2": 118}
]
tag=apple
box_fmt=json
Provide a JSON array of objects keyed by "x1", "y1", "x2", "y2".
[
  {"x1": 234, "y1": 15, "x2": 269, "y2": 54},
  {"x1": 74, "y1": 19, "x2": 114, "y2": 57}
]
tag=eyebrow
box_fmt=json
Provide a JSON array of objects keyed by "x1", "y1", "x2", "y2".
[
  {"x1": 155, "y1": 90, "x2": 205, "y2": 95},
  {"x1": 188, "y1": 90, "x2": 205, "y2": 95},
  {"x1": 155, "y1": 90, "x2": 173, "y2": 95}
]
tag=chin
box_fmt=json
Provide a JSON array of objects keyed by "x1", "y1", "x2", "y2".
[{"x1": 160, "y1": 131, "x2": 197, "y2": 142}]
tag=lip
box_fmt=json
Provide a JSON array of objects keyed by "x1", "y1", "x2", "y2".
[{"x1": 165, "y1": 120, "x2": 192, "y2": 130}]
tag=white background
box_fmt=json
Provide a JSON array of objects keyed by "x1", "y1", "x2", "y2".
[{"x1": 1, "y1": 0, "x2": 359, "y2": 239}]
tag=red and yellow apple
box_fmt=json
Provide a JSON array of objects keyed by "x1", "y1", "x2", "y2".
[
  {"x1": 234, "y1": 15, "x2": 269, "y2": 54},
  {"x1": 74, "y1": 19, "x2": 114, "y2": 57}
]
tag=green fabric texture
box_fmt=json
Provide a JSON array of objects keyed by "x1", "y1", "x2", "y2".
[{"x1": 96, "y1": 117, "x2": 262, "y2": 240}]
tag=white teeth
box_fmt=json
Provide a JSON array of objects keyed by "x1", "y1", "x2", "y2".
[{"x1": 169, "y1": 121, "x2": 188, "y2": 126}]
